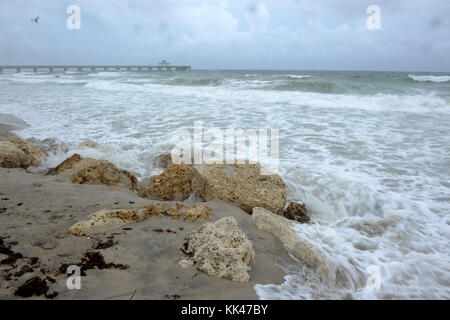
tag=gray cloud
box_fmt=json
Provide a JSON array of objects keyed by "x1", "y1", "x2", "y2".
[{"x1": 0, "y1": 0, "x2": 449, "y2": 71}]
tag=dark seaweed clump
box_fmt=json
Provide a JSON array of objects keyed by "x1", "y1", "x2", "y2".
[
  {"x1": 58, "y1": 251, "x2": 129, "y2": 276},
  {"x1": 14, "y1": 276, "x2": 58, "y2": 299},
  {"x1": 0, "y1": 236, "x2": 23, "y2": 266}
]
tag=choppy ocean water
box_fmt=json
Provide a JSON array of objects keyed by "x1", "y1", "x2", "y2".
[{"x1": 0, "y1": 69, "x2": 449, "y2": 299}]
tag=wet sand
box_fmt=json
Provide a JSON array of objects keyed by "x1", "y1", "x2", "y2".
[{"x1": 0, "y1": 167, "x2": 293, "y2": 300}]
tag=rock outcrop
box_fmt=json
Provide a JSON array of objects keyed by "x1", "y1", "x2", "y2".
[
  {"x1": 48, "y1": 154, "x2": 137, "y2": 191},
  {"x1": 0, "y1": 141, "x2": 29, "y2": 168},
  {"x1": 182, "y1": 216, "x2": 255, "y2": 283},
  {"x1": 69, "y1": 203, "x2": 213, "y2": 236},
  {"x1": 69, "y1": 208, "x2": 139, "y2": 237},
  {"x1": 138, "y1": 164, "x2": 192, "y2": 201},
  {"x1": 283, "y1": 202, "x2": 311, "y2": 223},
  {"x1": 7, "y1": 134, "x2": 47, "y2": 166},
  {"x1": 0, "y1": 134, "x2": 46, "y2": 168},
  {"x1": 191, "y1": 163, "x2": 286, "y2": 214},
  {"x1": 252, "y1": 207, "x2": 327, "y2": 275},
  {"x1": 46, "y1": 153, "x2": 81, "y2": 175}
]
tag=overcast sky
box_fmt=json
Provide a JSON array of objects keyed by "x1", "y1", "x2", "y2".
[{"x1": 0, "y1": 0, "x2": 449, "y2": 71}]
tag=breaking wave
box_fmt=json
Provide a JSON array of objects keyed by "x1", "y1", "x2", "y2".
[{"x1": 408, "y1": 74, "x2": 450, "y2": 83}]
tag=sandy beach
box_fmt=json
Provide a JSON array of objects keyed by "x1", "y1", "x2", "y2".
[
  {"x1": 2, "y1": 66, "x2": 449, "y2": 300},
  {"x1": 0, "y1": 116, "x2": 298, "y2": 300}
]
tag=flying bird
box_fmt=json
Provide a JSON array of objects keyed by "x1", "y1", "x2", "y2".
[{"x1": 31, "y1": 17, "x2": 39, "y2": 23}]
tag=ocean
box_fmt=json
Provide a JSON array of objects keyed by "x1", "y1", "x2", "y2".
[{"x1": 0, "y1": 69, "x2": 449, "y2": 299}]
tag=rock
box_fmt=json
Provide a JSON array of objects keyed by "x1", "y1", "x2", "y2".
[
  {"x1": 0, "y1": 134, "x2": 46, "y2": 168},
  {"x1": 251, "y1": 207, "x2": 327, "y2": 276},
  {"x1": 0, "y1": 141, "x2": 29, "y2": 168},
  {"x1": 49, "y1": 155, "x2": 137, "y2": 191},
  {"x1": 136, "y1": 178, "x2": 157, "y2": 200},
  {"x1": 69, "y1": 203, "x2": 213, "y2": 236},
  {"x1": 69, "y1": 208, "x2": 143, "y2": 236},
  {"x1": 152, "y1": 153, "x2": 173, "y2": 169},
  {"x1": 182, "y1": 216, "x2": 255, "y2": 283},
  {"x1": 191, "y1": 163, "x2": 286, "y2": 214},
  {"x1": 46, "y1": 153, "x2": 81, "y2": 175},
  {"x1": 283, "y1": 202, "x2": 311, "y2": 223},
  {"x1": 138, "y1": 164, "x2": 193, "y2": 201},
  {"x1": 7, "y1": 133, "x2": 47, "y2": 166},
  {"x1": 178, "y1": 204, "x2": 213, "y2": 222}
]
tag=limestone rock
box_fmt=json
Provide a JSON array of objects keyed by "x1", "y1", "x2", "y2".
[
  {"x1": 69, "y1": 209, "x2": 143, "y2": 236},
  {"x1": 252, "y1": 207, "x2": 326, "y2": 275},
  {"x1": 138, "y1": 164, "x2": 193, "y2": 201},
  {"x1": 0, "y1": 141, "x2": 29, "y2": 168},
  {"x1": 0, "y1": 134, "x2": 46, "y2": 168},
  {"x1": 166, "y1": 203, "x2": 214, "y2": 221},
  {"x1": 283, "y1": 202, "x2": 311, "y2": 223},
  {"x1": 178, "y1": 204, "x2": 213, "y2": 222},
  {"x1": 191, "y1": 163, "x2": 286, "y2": 214},
  {"x1": 69, "y1": 203, "x2": 213, "y2": 236},
  {"x1": 182, "y1": 216, "x2": 255, "y2": 283},
  {"x1": 151, "y1": 153, "x2": 173, "y2": 169},
  {"x1": 7, "y1": 133, "x2": 47, "y2": 167},
  {"x1": 46, "y1": 153, "x2": 81, "y2": 175},
  {"x1": 49, "y1": 155, "x2": 137, "y2": 190}
]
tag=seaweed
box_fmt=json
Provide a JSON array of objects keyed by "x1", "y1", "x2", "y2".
[
  {"x1": 14, "y1": 276, "x2": 58, "y2": 299},
  {"x1": 58, "y1": 251, "x2": 129, "y2": 276}
]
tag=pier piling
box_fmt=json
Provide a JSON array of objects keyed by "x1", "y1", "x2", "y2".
[{"x1": 0, "y1": 65, "x2": 191, "y2": 73}]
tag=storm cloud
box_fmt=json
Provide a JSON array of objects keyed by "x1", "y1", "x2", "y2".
[{"x1": 0, "y1": 0, "x2": 449, "y2": 71}]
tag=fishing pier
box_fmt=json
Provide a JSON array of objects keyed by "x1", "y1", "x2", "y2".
[{"x1": 0, "y1": 65, "x2": 191, "y2": 73}]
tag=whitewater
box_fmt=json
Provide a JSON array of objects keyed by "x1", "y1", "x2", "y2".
[{"x1": 0, "y1": 69, "x2": 449, "y2": 299}]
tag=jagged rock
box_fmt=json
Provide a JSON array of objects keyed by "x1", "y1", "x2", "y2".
[
  {"x1": 191, "y1": 163, "x2": 286, "y2": 214},
  {"x1": 69, "y1": 208, "x2": 145, "y2": 236},
  {"x1": 283, "y1": 202, "x2": 311, "y2": 223},
  {"x1": 138, "y1": 164, "x2": 193, "y2": 201},
  {"x1": 251, "y1": 207, "x2": 327, "y2": 276},
  {"x1": 151, "y1": 153, "x2": 173, "y2": 169},
  {"x1": 7, "y1": 133, "x2": 47, "y2": 166},
  {"x1": 0, "y1": 141, "x2": 29, "y2": 168},
  {"x1": 0, "y1": 134, "x2": 46, "y2": 168},
  {"x1": 178, "y1": 204, "x2": 213, "y2": 221},
  {"x1": 136, "y1": 177, "x2": 155, "y2": 198},
  {"x1": 182, "y1": 216, "x2": 255, "y2": 283},
  {"x1": 49, "y1": 155, "x2": 137, "y2": 191},
  {"x1": 69, "y1": 203, "x2": 213, "y2": 236},
  {"x1": 46, "y1": 153, "x2": 81, "y2": 175}
]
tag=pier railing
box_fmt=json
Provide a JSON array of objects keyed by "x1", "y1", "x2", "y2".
[{"x1": 0, "y1": 65, "x2": 191, "y2": 72}]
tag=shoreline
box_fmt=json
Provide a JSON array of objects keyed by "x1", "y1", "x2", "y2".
[{"x1": 0, "y1": 117, "x2": 297, "y2": 300}]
